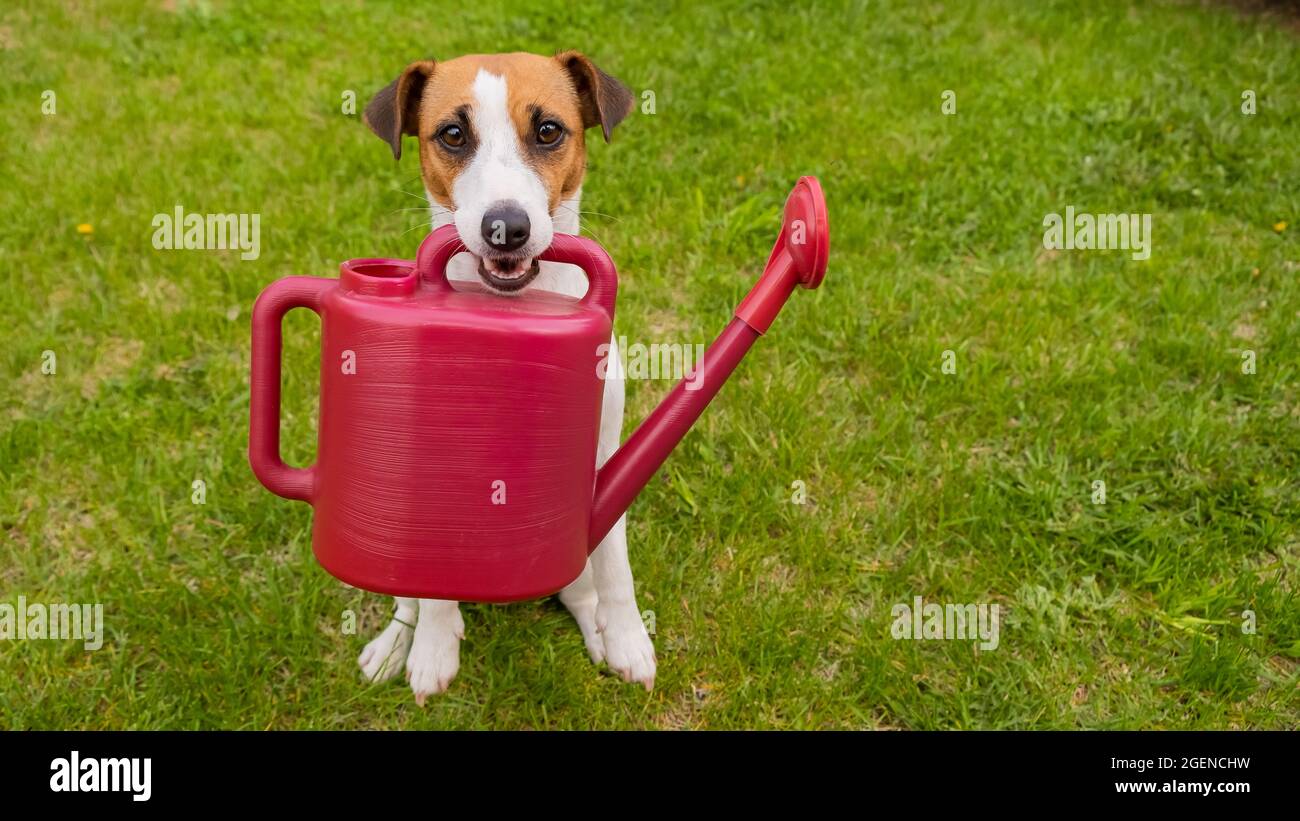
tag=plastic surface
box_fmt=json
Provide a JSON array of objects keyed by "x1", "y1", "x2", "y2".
[
  {"x1": 249, "y1": 178, "x2": 829, "y2": 601},
  {"x1": 250, "y1": 228, "x2": 616, "y2": 601},
  {"x1": 249, "y1": 276, "x2": 332, "y2": 502},
  {"x1": 734, "y1": 176, "x2": 829, "y2": 334},
  {"x1": 588, "y1": 317, "x2": 759, "y2": 548}
]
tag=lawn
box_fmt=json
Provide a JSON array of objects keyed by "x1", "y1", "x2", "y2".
[{"x1": 1, "y1": 0, "x2": 1297, "y2": 729}]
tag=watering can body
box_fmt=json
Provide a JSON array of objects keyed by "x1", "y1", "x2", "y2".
[
  {"x1": 250, "y1": 177, "x2": 828, "y2": 602},
  {"x1": 250, "y1": 232, "x2": 618, "y2": 601}
]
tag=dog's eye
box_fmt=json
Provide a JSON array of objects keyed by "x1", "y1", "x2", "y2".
[
  {"x1": 437, "y1": 125, "x2": 466, "y2": 149},
  {"x1": 536, "y1": 121, "x2": 564, "y2": 146}
]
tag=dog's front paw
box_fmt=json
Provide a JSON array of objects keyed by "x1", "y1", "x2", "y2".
[
  {"x1": 358, "y1": 619, "x2": 413, "y2": 683},
  {"x1": 597, "y1": 603, "x2": 656, "y2": 691},
  {"x1": 406, "y1": 606, "x2": 464, "y2": 705}
]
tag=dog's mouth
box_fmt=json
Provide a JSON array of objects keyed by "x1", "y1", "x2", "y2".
[{"x1": 476, "y1": 255, "x2": 541, "y2": 293}]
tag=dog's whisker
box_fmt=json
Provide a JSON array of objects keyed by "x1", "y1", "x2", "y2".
[
  {"x1": 555, "y1": 203, "x2": 622, "y2": 224},
  {"x1": 393, "y1": 188, "x2": 432, "y2": 204},
  {"x1": 577, "y1": 225, "x2": 611, "y2": 247},
  {"x1": 556, "y1": 207, "x2": 618, "y2": 245},
  {"x1": 578, "y1": 210, "x2": 622, "y2": 223},
  {"x1": 401, "y1": 219, "x2": 436, "y2": 237},
  {"x1": 557, "y1": 207, "x2": 613, "y2": 246}
]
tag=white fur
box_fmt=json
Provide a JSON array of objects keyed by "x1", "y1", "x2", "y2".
[
  {"x1": 360, "y1": 71, "x2": 655, "y2": 700},
  {"x1": 451, "y1": 70, "x2": 553, "y2": 270}
]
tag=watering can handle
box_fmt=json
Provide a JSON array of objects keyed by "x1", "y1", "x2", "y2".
[
  {"x1": 248, "y1": 276, "x2": 332, "y2": 503},
  {"x1": 415, "y1": 225, "x2": 618, "y2": 317}
]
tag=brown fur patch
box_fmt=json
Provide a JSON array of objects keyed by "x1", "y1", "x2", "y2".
[
  {"x1": 367, "y1": 52, "x2": 632, "y2": 214},
  {"x1": 417, "y1": 54, "x2": 588, "y2": 211}
]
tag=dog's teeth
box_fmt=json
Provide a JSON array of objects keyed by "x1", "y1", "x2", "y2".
[{"x1": 489, "y1": 263, "x2": 529, "y2": 279}]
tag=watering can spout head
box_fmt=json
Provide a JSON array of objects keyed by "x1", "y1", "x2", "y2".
[{"x1": 587, "y1": 177, "x2": 829, "y2": 550}]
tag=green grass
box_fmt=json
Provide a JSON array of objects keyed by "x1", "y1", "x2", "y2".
[{"x1": 1, "y1": 0, "x2": 1297, "y2": 729}]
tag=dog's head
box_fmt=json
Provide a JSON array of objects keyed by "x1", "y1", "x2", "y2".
[{"x1": 364, "y1": 52, "x2": 633, "y2": 292}]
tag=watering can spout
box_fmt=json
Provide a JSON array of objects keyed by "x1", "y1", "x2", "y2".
[{"x1": 587, "y1": 177, "x2": 829, "y2": 550}]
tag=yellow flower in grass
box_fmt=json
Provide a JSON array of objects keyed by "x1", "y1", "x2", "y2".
[
  {"x1": 76, "y1": 223, "x2": 94, "y2": 235},
  {"x1": 1273, "y1": 221, "x2": 1288, "y2": 233}
]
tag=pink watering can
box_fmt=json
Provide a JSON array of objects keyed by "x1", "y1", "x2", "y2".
[{"x1": 249, "y1": 177, "x2": 828, "y2": 601}]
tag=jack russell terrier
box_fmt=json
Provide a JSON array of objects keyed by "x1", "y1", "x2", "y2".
[{"x1": 356, "y1": 51, "x2": 654, "y2": 703}]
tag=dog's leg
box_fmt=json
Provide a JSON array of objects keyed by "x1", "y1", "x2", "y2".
[
  {"x1": 590, "y1": 514, "x2": 656, "y2": 690},
  {"x1": 405, "y1": 598, "x2": 464, "y2": 704},
  {"x1": 585, "y1": 334, "x2": 656, "y2": 690},
  {"x1": 559, "y1": 561, "x2": 605, "y2": 664},
  {"x1": 357, "y1": 596, "x2": 416, "y2": 683}
]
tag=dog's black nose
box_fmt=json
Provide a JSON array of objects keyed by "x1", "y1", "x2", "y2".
[{"x1": 481, "y1": 203, "x2": 531, "y2": 252}]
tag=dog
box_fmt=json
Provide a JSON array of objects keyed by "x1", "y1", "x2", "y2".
[{"x1": 355, "y1": 52, "x2": 655, "y2": 703}]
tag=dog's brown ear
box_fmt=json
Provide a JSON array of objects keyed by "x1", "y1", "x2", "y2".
[
  {"x1": 555, "y1": 51, "x2": 634, "y2": 143},
  {"x1": 363, "y1": 60, "x2": 437, "y2": 160}
]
